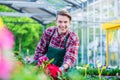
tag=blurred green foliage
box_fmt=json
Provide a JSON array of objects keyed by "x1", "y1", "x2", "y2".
[
  {"x1": 45, "y1": 21, "x2": 56, "y2": 29},
  {"x1": 11, "y1": 64, "x2": 51, "y2": 80},
  {"x1": 0, "y1": 4, "x2": 50, "y2": 55},
  {"x1": 0, "y1": 5, "x2": 16, "y2": 12},
  {"x1": 1, "y1": 15, "x2": 43, "y2": 54}
]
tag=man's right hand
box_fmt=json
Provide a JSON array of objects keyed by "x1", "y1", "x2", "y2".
[{"x1": 38, "y1": 55, "x2": 49, "y2": 66}]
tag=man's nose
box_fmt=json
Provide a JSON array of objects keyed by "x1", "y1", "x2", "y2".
[{"x1": 61, "y1": 22, "x2": 65, "y2": 26}]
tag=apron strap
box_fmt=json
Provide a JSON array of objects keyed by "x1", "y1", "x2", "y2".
[
  {"x1": 47, "y1": 28, "x2": 55, "y2": 46},
  {"x1": 63, "y1": 33, "x2": 69, "y2": 49}
]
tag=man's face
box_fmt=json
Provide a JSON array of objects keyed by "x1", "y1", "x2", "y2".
[{"x1": 56, "y1": 15, "x2": 71, "y2": 34}]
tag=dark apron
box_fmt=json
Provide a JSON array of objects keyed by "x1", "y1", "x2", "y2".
[{"x1": 46, "y1": 30, "x2": 69, "y2": 67}]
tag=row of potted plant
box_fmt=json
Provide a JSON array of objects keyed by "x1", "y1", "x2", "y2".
[{"x1": 76, "y1": 66, "x2": 120, "y2": 76}]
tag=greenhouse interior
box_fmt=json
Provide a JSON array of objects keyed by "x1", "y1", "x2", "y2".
[{"x1": 0, "y1": 0, "x2": 120, "y2": 80}]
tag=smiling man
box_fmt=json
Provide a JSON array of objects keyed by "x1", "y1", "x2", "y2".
[{"x1": 33, "y1": 10, "x2": 79, "y2": 77}]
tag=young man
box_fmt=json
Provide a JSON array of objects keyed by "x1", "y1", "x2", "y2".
[{"x1": 34, "y1": 10, "x2": 79, "y2": 72}]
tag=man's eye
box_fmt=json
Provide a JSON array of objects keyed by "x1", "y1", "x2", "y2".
[
  {"x1": 64, "y1": 21, "x2": 67, "y2": 23},
  {"x1": 59, "y1": 21, "x2": 62, "y2": 23}
]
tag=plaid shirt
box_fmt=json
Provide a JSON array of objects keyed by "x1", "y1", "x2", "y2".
[{"x1": 34, "y1": 27, "x2": 79, "y2": 67}]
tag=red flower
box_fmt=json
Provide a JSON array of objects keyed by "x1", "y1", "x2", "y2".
[{"x1": 46, "y1": 64, "x2": 62, "y2": 79}]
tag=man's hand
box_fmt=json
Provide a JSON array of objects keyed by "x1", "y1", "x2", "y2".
[
  {"x1": 59, "y1": 64, "x2": 69, "y2": 71},
  {"x1": 38, "y1": 55, "x2": 49, "y2": 66}
]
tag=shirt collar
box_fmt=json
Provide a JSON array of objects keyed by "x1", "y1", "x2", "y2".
[{"x1": 56, "y1": 28, "x2": 69, "y2": 37}]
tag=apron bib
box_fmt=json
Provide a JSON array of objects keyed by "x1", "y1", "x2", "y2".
[{"x1": 46, "y1": 29, "x2": 68, "y2": 67}]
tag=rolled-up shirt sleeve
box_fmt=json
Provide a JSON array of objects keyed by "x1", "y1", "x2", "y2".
[{"x1": 63, "y1": 33, "x2": 80, "y2": 68}]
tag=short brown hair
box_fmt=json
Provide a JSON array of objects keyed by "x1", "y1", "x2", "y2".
[{"x1": 56, "y1": 10, "x2": 72, "y2": 21}]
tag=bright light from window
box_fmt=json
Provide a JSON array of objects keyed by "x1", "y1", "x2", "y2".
[
  {"x1": 77, "y1": 0, "x2": 87, "y2": 3},
  {"x1": 81, "y1": 0, "x2": 87, "y2": 2}
]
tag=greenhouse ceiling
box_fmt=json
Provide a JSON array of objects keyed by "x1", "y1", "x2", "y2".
[{"x1": 0, "y1": 0, "x2": 95, "y2": 25}]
